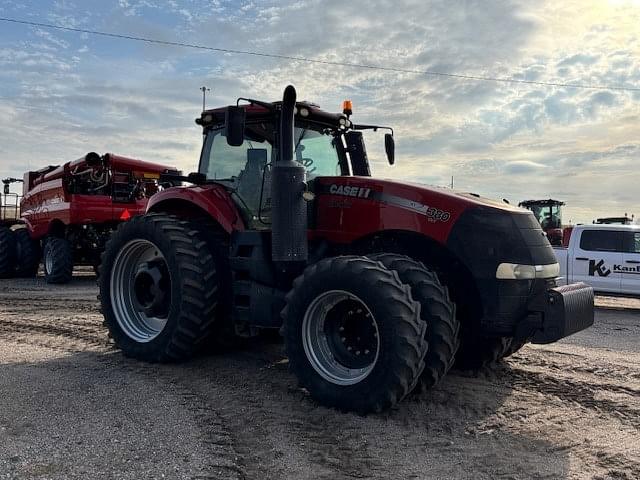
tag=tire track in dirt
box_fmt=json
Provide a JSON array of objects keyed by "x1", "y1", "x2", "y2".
[
  {"x1": 0, "y1": 314, "x2": 246, "y2": 480},
  {"x1": 178, "y1": 347, "x2": 387, "y2": 480},
  {"x1": 498, "y1": 365, "x2": 640, "y2": 430},
  {"x1": 3, "y1": 279, "x2": 640, "y2": 479},
  {"x1": 474, "y1": 361, "x2": 640, "y2": 479},
  {"x1": 513, "y1": 349, "x2": 640, "y2": 382}
]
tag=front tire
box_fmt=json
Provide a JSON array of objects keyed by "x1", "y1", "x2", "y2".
[
  {"x1": 0, "y1": 226, "x2": 16, "y2": 278},
  {"x1": 455, "y1": 335, "x2": 523, "y2": 370},
  {"x1": 43, "y1": 237, "x2": 73, "y2": 284},
  {"x1": 99, "y1": 214, "x2": 220, "y2": 362},
  {"x1": 14, "y1": 228, "x2": 40, "y2": 278},
  {"x1": 283, "y1": 256, "x2": 427, "y2": 414}
]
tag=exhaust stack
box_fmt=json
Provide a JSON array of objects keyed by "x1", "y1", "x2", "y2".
[{"x1": 271, "y1": 85, "x2": 308, "y2": 267}]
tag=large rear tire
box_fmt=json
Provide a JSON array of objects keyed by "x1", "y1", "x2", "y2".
[
  {"x1": 368, "y1": 253, "x2": 459, "y2": 393},
  {"x1": 99, "y1": 214, "x2": 220, "y2": 362},
  {"x1": 43, "y1": 237, "x2": 73, "y2": 284},
  {"x1": 0, "y1": 226, "x2": 16, "y2": 278},
  {"x1": 14, "y1": 228, "x2": 40, "y2": 278},
  {"x1": 283, "y1": 256, "x2": 427, "y2": 414}
]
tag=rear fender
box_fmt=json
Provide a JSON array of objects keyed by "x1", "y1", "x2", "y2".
[{"x1": 146, "y1": 185, "x2": 245, "y2": 233}]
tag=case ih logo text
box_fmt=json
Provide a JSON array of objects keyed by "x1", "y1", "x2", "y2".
[{"x1": 329, "y1": 184, "x2": 372, "y2": 199}]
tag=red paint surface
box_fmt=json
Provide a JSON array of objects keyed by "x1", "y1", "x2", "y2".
[
  {"x1": 146, "y1": 184, "x2": 245, "y2": 233},
  {"x1": 19, "y1": 153, "x2": 173, "y2": 240},
  {"x1": 146, "y1": 177, "x2": 520, "y2": 245}
]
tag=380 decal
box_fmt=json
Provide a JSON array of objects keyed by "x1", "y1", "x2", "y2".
[
  {"x1": 326, "y1": 183, "x2": 451, "y2": 222},
  {"x1": 425, "y1": 207, "x2": 451, "y2": 222}
]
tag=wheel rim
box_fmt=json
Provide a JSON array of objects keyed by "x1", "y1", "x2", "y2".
[
  {"x1": 110, "y1": 239, "x2": 171, "y2": 343},
  {"x1": 302, "y1": 290, "x2": 380, "y2": 386}
]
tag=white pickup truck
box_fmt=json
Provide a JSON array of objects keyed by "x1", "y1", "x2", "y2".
[{"x1": 554, "y1": 224, "x2": 640, "y2": 296}]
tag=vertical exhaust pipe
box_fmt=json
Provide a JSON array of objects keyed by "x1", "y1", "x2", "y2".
[{"x1": 271, "y1": 85, "x2": 308, "y2": 270}]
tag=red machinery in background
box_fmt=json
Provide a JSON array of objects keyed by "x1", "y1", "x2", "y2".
[
  {"x1": 0, "y1": 152, "x2": 175, "y2": 283},
  {"x1": 518, "y1": 199, "x2": 565, "y2": 246}
]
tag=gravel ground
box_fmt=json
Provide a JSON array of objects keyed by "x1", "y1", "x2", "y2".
[{"x1": 1, "y1": 275, "x2": 639, "y2": 480}]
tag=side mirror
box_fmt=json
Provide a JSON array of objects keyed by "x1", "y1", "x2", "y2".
[
  {"x1": 384, "y1": 133, "x2": 395, "y2": 165},
  {"x1": 225, "y1": 106, "x2": 246, "y2": 147},
  {"x1": 3, "y1": 183, "x2": 9, "y2": 195}
]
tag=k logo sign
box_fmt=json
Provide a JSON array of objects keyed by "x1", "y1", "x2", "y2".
[{"x1": 589, "y1": 259, "x2": 611, "y2": 277}]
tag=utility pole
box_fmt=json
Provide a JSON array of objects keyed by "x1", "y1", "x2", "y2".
[
  {"x1": 200, "y1": 86, "x2": 211, "y2": 111},
  {"x1": 450, "y1": 176, "x2": 454, "y2": 189}
]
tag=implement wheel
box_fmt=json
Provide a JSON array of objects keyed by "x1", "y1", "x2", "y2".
[
  {"x1": 0, "y1": 226, "x2": 16, "y2": 278},
  {"x1": 14, "y1": 228, "x2": 40, "y2": 278},
  {"x1": 283, "y1": 256, "x2": 427, "y2": 414},
  {"x1": 43, "y1": 237, "x2": 73, "y2": 284}
]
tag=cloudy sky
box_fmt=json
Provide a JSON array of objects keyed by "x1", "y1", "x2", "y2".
[{"x1": 1, "y1": 0, "x2": 639, "y2": 223}]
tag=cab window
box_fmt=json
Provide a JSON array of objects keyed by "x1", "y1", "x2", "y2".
[
  {"x1": 294, "y1": 128, "x2": 342, "y2": 178},
  {"x1": 579, "y1": 230, "x2": 624, "y2": 252},
  {"x1": 623, "y1": 232, "x2": 640, "y2": 254}
]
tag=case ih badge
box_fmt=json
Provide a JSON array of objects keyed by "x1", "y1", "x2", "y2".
[{"x1": 329, "y1": 183, "x2": 372, "y2": 199}]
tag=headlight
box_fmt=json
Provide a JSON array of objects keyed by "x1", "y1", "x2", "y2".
[{"x1": 496, "y1": 263, "x2": 560, "y2": 280}]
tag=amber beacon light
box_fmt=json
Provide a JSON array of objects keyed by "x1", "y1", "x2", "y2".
[{"x1": 342, "y1": 100, "x2": 353, "y2": 116}]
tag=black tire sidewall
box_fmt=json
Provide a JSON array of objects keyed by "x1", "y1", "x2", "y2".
[
  {"x1": 285, "y1": 258, "x2": 422, "y2": 411},
  {"x1": 43, "y1": 237, "x2": 73, "y2": 283},
  {"x1": 0, "y1": 226, "x2": 17, "y2": 278},
  {"x1": 99, "y1": 215, "x2": 217, "y2": 361},
  {"x1": 14, "y1": 228, "x2": 40, "y2": 277}
]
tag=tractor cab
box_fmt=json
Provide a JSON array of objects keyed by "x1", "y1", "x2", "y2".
[
  {"x1": 1, "y1": 178, "x2": 23, "y2": 226},
  {"x1": 196, "y1": 100, "x2": 393, "y2": 227},
  {"x1": 518, "y1": 199, "x2": 565, "y2": 246}
]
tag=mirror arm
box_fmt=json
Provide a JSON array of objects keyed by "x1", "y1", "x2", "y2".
[{"x1": 353, "y1": 124, "x2": 394, "y2": 136}]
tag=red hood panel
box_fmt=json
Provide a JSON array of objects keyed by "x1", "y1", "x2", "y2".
[{"x1": 312, "y1": 177, "x2": 522, "y2": 245}]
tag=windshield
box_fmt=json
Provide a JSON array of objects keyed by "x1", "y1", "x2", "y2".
[
  {"x1": 198, "y1": 122, "x2": 344, "y2": 224},
  {"x1": 199, "y1": 123, "x2": 342, "y2": 182},
  {"x1": 528, "y1": 204, "x2": 562, "y2": 229}
]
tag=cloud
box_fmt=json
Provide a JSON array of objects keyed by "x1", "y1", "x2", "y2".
[
  {"x1": 504, "y1": 160, "x2": 548, "y2": 174},
  {"x1": 0, "y1": 0, "x2": 639, "y2": 223},
  {"x1": 556, "y1": 53, "x2": 600, "y2": 67}
]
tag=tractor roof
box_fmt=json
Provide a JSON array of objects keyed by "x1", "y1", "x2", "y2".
[
  {"x1": 196, "y1": 100, "x2": 350, "y2": 131},
  {"x1": 519, "y1": 199, "x2": 565, "y2": 207}
]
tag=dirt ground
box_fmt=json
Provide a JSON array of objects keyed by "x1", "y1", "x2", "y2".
[{"x1": 1, "y1": 274, "x2": 639, "y2": 480}]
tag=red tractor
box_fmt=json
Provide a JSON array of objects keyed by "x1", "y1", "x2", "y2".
[
  {"x1": 0, "y1": 153, "x2": 175, "y2": 283},
  {"x1": 98, "y1": 86, "x2": 594, "y2": 413},
  {"x1": 518, "y1": 199, "x2": 565, "y2": 246}
]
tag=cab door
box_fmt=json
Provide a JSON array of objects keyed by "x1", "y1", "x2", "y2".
[
  {"x1": 621, "y1": 231, "x2": 640, "y2": 295},
  {"x1": 574, "y1": 229, "x2": 623, "y2": 293}
]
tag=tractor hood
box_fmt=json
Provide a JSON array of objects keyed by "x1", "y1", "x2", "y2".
[
  {"x1": 313, "y1": 174, "x2": 555, "y2": 268},
  {"x1": 312, "y1": 176, "x2": 530, "y2": 244}
]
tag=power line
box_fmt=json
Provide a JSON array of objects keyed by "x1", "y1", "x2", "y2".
[{"x1": 1, "y1": 16, "x2": 640, "y2": 93}]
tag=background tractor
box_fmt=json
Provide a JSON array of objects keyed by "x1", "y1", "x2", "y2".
[
  {"x1": 0, "y1": 153, "x2": 175, "y2": 282},
  {"x1": 518, "y1": 199, "x2": 565, "y2": 246},
  {"x1": 99, "y1": 86, "x2": 594, "y2": 413}
]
